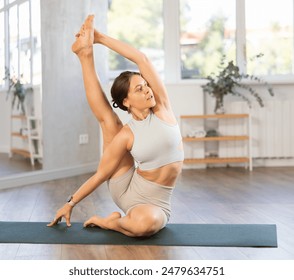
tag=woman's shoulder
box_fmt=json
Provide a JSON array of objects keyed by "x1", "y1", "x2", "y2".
[
  {"x1": 121, "y1": 125, "x2": 134, "y2": 151},
  {"x1": 121, "y1": 124, "x2": 134, "y2": 135}
]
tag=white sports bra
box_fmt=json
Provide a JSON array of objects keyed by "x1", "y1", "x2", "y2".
[{"x1": 127, "y1": 112, "x2": 184, "y2": 170}]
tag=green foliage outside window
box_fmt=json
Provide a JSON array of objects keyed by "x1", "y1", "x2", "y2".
[{"x1": 107, "y1": 0, "x2": 163, "y2": 71}]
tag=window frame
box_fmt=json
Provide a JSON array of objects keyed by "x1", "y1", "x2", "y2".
[
  {"x1": 108, "y1": 0, "x2": 294, "y2": 84},
  {"x1": 0, "y1": 0, "x2": 36, "y2": 90},
  {"x1": 175, "y1": 0, "x2": 294, "y2": 84}
]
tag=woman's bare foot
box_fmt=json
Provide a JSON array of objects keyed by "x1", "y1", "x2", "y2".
[
  {"x1": 84, "y1": 212, "x2": 122, "y2": 229},
  {"x1": 72, "y1": 15, "x2": 95, "y2": 56}
]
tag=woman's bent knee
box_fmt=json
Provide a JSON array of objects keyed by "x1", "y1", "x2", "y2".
[
  {"x1": 134, "y1": 218, "x2": 159, "y2": 237},
  {"x1": 128, "y1": 206, "x2": 167, "y2": 237}
]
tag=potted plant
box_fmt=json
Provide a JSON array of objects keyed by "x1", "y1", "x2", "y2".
[
  {"x1": 3, "y1": 67, "x2": 33, "y2": 115},
  {"x1": 201, "y1": 55, "x2": 274, "y2": 114}
]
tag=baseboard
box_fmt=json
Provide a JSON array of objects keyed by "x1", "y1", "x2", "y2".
[
  {"x1": 0, "y1": 146, "x2": 9, "y2": 153},
  {"x1": 183, "y1": 158, "x2": 294, "y2": 170},
  {"x1": 253, "y1": 158, "x2": 294, "y2": 167},
  {"x1": 0, "y1": 161, "x2": 98, "y2": 190}
]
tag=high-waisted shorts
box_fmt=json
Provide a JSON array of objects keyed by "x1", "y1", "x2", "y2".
[{"x1": 107, "y1": 166, "x2": 174, "y2": 226}]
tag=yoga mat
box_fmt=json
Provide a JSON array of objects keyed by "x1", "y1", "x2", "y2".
[{"x1": 0, "y1": 222, "x2": 277, "y2": 247}]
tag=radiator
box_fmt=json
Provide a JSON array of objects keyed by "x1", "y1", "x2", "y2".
[{"x1": 221, "y1": 100, "x2": 294, "y2": 159}]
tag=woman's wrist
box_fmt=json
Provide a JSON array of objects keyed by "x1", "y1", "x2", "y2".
[{"x1": 67, "y1": 195, "x2": 77, "y2": 207}]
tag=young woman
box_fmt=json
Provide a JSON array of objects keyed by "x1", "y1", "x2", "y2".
[{"x1": 48, "y1": 15, "x2": 184, "y2": 237}]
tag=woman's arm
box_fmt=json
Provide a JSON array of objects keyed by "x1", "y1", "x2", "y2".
[
  {"x1": 70, "y1": 127, "x2": 130, "y2": 204},
  {"x1": 47, "y1": 127, "x2": 131, "y2": 227},
  {"x1": 94, "y1": 30, "x2": 172, "y2": 112}
]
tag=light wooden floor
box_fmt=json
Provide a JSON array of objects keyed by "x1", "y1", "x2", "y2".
[
  {"x1": 0, "y1": 153, "x2": 42, "y2": 177},
  {"x1": 0, "y1": 166, "x2": 294, "y2": 260}
]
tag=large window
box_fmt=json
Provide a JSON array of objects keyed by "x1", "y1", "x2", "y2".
[
  {"x1": 0, "y1": 0, "x2": 41, "y2": 89},
  {"x1": 180, "y1": 0, "x2": 294, "y2": 80},
  {"x1": 108, "y1": 0, "x2": 293, "y2": 82},
  {"x1": 107, "y1": 0, "x2": 164, "y2": 78}
]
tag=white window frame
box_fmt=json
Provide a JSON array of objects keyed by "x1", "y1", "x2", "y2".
[
  {"x1": 165, "y1": 0, "x2": 294, "y2": 84},
  {"x1": 0, "y1": 0, "x2": 35, "y2": 89},
  {"x1": 106, "y1": 0, "x2": 294, "y2": 84},
  {"x1": 163, "y1": 0, "x2": 181, "y2": 83}
]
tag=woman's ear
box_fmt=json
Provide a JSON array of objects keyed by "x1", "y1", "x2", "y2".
[{"x1": 123, "y1": 97, "x2": 129, "y2": 109}]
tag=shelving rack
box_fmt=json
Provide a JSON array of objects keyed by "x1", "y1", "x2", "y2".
[
  {"x1": 10, "y1": 114, "x2": 43, "y2": 166},
  {"x1": 180, "y1": 114, "x2": 252, "y2": 170}
]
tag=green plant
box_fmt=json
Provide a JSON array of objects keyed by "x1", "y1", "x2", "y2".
[
  {"x1": 201, "y1": 54, "x2": 274, "y2": 113},
  {"x1": 3, "y1": 67, "x2": 33, "y2": 114}
]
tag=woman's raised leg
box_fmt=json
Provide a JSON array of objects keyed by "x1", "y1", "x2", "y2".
[
  {"x1": 72, "y1": 15, "x2": 133, "y2": 177},
  {"x1": 72, "y1": 15, "x2": 121, "y2": 145}
]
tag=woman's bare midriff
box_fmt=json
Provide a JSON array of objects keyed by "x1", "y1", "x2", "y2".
[{"x1": 137, "y1": 161, "x2": 183, "y2": 187}]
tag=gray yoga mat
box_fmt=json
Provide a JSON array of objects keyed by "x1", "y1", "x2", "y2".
[{"x1": 0, "y1": 222, "x2": 277, "y2": 247}]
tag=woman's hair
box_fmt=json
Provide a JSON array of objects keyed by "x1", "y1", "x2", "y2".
[{"x1": 111, "y1": 71, "x2": 141, "y2": 111}]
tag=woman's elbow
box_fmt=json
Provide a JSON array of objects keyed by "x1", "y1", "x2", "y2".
[
  {"x1": 92, "y1": 170, "x2": 109, "y2": 185},
  {"x1": 137, "y1": 52, "x2": 151, "y2": 66}
]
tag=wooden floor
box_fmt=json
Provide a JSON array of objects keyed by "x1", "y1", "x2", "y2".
[
  {"x1": 0, "y1": 153, "x2": 42, "y2": 177},
  {"x1": 0, "y1": 166, "x2": 294, "y2": 260}
]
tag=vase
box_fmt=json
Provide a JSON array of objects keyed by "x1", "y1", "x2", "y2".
[{"x1": 214, "y1": 95, "x2": 225, "y2": 114}]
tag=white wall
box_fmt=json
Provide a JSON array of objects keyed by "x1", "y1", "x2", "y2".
[{"x1": 41, "y1": 0, "x2": 107, "y2": 171}]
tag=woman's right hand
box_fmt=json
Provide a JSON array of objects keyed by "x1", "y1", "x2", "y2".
[
  {"x1": 94, "y1": 29, "x2": 104, "y2": 44},
  {"x1": 47, "y1": 203, "x2": 73, "y2": 227}
]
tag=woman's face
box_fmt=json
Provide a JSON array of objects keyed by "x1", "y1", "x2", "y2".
[{"x1": 124, "y1": 74, "x2": 156, "y2": 111}]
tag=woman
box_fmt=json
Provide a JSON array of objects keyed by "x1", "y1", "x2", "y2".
[{"x1": 48, "y1": 15, "x2": 184, "y2": 237}]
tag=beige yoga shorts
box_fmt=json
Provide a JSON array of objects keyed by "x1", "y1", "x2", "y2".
[{"x1": 107, "y1": 166, "x2": 174, "y2": 226}]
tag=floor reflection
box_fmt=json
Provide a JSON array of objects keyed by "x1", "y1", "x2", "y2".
[{"x1": 0, "y1": 153, "x2": 42, "y2": 177}]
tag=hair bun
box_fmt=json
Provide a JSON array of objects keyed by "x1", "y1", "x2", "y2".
[{"x1": 112, "y1": 101, "x2": 119, "y2": 108}]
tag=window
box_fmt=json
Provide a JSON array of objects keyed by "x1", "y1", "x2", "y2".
[
  {"x1": 19, "y1": 1, "x2": 31, "y2": 82},
  {"x1": 107, "y1": 0, "x2": 164, "y2": 78},
  {"x1": 0, "y1": 0, "x2": 41, "y2": 89},
  {"x1": 107, "y1": 0, "x2": 293, "y2": 81},
  {"x1": 9, "y1": 5, "x2": 19, "y2": 80},
  {"x1": 0, "y1": 11, "x2": 4, "y2": 87},
  {"x1": 245, "y1": 0, "x2": 293, "y2": 76},
  {"x1": 180, "y1": 0, "x2": 294, "y2": 79},
  {"x1": 180, "y1": 0, "x2": 236, "y2": 79},
  {"x1": 31, "y1": 0, "x2": 41, "y2": 84}
]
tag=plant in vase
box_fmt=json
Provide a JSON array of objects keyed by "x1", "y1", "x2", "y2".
[
  {"x1": 3, "y1": 67, "x2": 33, "y2": 115},
  {"x1": 201, "y1": 54, "x2": 274, "y2": 114}
]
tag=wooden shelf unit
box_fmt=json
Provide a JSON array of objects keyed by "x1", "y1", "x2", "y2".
[
  {"x1": 181, "y1": 113, "x2": 249, "y2": 119},
  {"x1": 180, "y1": 114, "x2": 252, "y2": 170},
  {"x1": 11, "y1": 132, "x2": 29, "y2": 139},
  {"x1": 183, "y1": 135, "x2": 249, "y2": 142},
  {"x1": 10, "y1": 148, "x2": 31, "y2": 158},
  {"x1": 10, "y1": 114, "x2": 43, "y2": 166}
]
